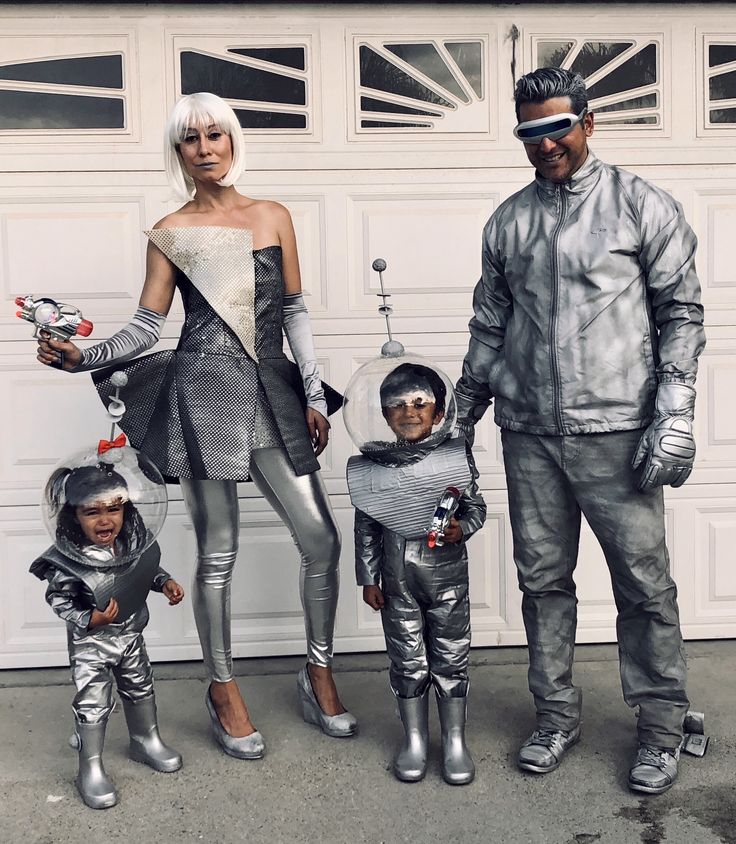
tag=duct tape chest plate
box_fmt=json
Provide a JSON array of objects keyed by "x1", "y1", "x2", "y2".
[{"x1": 347, "y1": 438, "x2": 471, "y2": 539}]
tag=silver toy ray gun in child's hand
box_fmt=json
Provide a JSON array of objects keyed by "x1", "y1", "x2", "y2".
[
  {"x1": 427, "y1": 486, "x2": 461, "y2": 548},
  {"x1": 15, "y1": 294, "x2": 93, "y2": 368}
]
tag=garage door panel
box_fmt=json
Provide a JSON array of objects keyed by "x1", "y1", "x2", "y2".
[
  {"x1": 168, "y1": 31, "x2": 320, "y2": 140},
  {"x1": 347, "y1": 190, "x2": 497, "y2": 314},
  {"x1": 0, "y1": 197, "x2": 146, "y2": 336},
  {"x1": 0, "y1": 341, "x2": 177, "y2": 507},
  {"x1": 0, "y1": 520, "x2": 66, "y2": 659},
  {"x1": 693, "y1": 187, "x2": 736, "y2": 312},
  {"x1": 690, "y1": 498, "x2": 736, "y2": 626},
  {"x1": 527, "y1": 29, "x2": 668, "y2": 136},
  {"x1": 0, "y1": 30, "x2": 142, "y2": 145},
  {"x1": 269, "y1": 194, "x2": 327, "y2": 311},
  {"x1": 692, "y1": 346, "x2": 736, "y2": 481},
  {"x1": 0, "y1": 360, "x2": 115, "y2": 501}
]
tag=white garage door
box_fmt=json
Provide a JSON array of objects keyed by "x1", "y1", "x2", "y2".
[{"x1": 1, "y1": 3, "x2": 735, "y2": 667}]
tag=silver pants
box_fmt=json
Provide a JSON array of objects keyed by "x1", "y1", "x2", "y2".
[
  {"x1": 68, "y1": 607, "x2": 154, "y2": 724},
  {"x1": 502, "y1": 429, "x2": 689, "y2": 750},
  {"x1": 381, "y1": 539, "x2": 470, "y2": 699},
  {"x1": 180, "y1": 447, "x2": 340, "y2": 682}
]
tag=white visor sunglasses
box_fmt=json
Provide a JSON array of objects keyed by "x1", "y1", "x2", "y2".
[{"x1": 513, "y1": 109, "x2": 587, "y2": 144}]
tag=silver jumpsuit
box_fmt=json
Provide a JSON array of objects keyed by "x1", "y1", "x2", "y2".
[
  {"x1": 351, "y1": 438, "x2": 486, "y2": 698},
  {"x1": 31, "y1": 544, "x2": 170, "y2": 723}
]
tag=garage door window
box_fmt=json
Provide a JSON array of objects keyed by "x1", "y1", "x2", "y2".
[
  {"x1": 707, "y1": 42, "x2": 736, "y2": 124},
  {"x1": 535, "y1": 38, "x2": 661, "y2": 128},
  {"x1": 0, "y1": 54, "x2": 125, "y2": 130},
  {"x1": 178, "y1": 46, "x2": 309, "y2": 132},
  {"x1": 356, "y1": 38, "x2": 488, "y2": 133}
]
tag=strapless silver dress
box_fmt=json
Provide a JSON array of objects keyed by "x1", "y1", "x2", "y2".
[{"x1": 92, "y1": 227, "x2": 340, "y2": 481}]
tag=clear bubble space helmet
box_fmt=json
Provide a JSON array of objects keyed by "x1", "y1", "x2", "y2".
[
  {"x1": 342, "y1": 259, "x2": 456, "y2": 460},
  {"x1": 41, "y1": 371, "x2": 167, "y2": 567}
]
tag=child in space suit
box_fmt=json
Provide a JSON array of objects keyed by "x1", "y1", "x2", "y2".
[
  {"x1": 348, "y1": 361, "x2": 486, "y2": 784},
  {"x1": 31, "y1": 458, "x2": 183, "y2": 809}
]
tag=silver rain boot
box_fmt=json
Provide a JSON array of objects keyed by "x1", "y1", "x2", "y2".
[
  {"x1": 74, "y1": 720, "x2": 117, "y2": 809},
  {"x1": 122, "y1": 695, "x2": 182, "y2": 773},
  {"x1": 437, "y1": 695, "x2": 475, "y2": 786},
  {"x1": 393, "y1": 689, "x2": 429, "y2": 782}
]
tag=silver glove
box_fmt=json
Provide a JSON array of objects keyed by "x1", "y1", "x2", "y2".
[
  {"x1": 282, "y1": 293, "x2": 327, "y2": 418},
  {"x1": 73, "y1": 306, "x2": 165, "y2": 372},
  {"x1": 453, "y1": 386, "x2": 490, "y2": 448},
  {"x1": 633, "y1": 382, "x2": 696, "y2": 493}
]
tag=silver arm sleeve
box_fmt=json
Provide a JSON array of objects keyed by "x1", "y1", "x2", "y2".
[
  {"x1": 457, "y1": 476, "x2": 487, "y2": 541},
  {"x1": 72, "y1": 306, "x2": 166, "y2": 372},
  {"x1": 456, "y1": 448, "x2": 486, "y2": 539},
  {"x1": 151, "y1": 566, "x2": 173, "y2": 592},
  {"x1": 282, "y1": 293, "x2": 328, "y2": 418},
  {"x1": 354, "y1": 508, "x2": 384, "y2": 587},
  {"x1": 44, "y1": 568, "x2": 92, "y2": 633},
  {"x1": 636, "y1": 186, "x2": 705, "y2": 385},
  {"x1": 455, "y1": 218, "x2": 510, "y2": 434}
]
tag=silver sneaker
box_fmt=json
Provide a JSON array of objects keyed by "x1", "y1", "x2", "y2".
[
  {"x1": 517, "y1": 726, "x2": 581, "y2": 773},
  {"x1": 628, "y1": 744, "x2": 679, "y2": 795}
]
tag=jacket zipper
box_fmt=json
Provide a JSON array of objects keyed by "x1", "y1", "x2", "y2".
[{"x1": 549, "y1": 185, "x2": 566, "y2": 432}]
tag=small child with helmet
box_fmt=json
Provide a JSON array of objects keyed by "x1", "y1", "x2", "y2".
[
  {"x1": 345, "y1": 357, "x2": 486, "y2": 785},
  {"x1": 30, "y1": 449, "x2": 183, "y2": 810}
]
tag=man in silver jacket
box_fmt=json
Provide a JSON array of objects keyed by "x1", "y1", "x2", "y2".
[{"x1": 456, "y1": 67, "x2": 705, "y2": 795}]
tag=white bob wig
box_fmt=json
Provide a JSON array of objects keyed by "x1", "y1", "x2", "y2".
[{"x1": 164, "y1": 92, "x2": 246, "y2": 202}]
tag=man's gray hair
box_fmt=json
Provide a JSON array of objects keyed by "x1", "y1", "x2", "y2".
[{"x1": 514, "y1": 68, "x2": 588, "y2": 120}]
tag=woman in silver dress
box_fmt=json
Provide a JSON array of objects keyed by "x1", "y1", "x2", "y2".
[{"x1": 37, "y1": 92, "x2": 356, "y2": 759}]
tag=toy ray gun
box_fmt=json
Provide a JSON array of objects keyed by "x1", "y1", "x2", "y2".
[
  {"x1": 680, "y1": 710, "x2": 709, "y2": 758},
  {"x1": 427, "y1": 486, "x2": 461, "y2": 548},
  {"x1": 15, "y1": 294, "x2": 93, "y2": 368}
]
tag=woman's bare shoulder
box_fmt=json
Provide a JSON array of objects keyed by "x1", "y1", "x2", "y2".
[
  {"x1": 150, "y1": 205, "x2": 195, "y2": 230},
  {"x1": 248, "y1": 198, "x2": 292, "y2": 222}
]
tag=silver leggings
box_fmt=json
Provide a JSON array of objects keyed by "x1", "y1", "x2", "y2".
[{"x1": 180, "y1": 447, "x2": 341, "y2": 682}]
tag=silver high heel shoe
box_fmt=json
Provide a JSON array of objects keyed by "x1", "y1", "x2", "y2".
[
  {"x1": 296, "y1": 665, "x2": 357, "y2": 738},
  {"x1": 205, "y1": 687, "x2": 265, "y2": 759}
]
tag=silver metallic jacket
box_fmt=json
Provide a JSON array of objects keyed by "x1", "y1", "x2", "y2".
[{"x1": 457, "y1": 151, "x2": 706, "y2": 435}]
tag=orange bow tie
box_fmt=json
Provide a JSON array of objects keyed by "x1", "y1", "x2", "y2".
[{"x1": 98, "y1": 433, "x2": 127, "y2": 454}]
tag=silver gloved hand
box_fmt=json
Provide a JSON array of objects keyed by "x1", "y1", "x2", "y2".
[
  {"x1": 454, "y1": 417, "x2": 476, "y2": 448},
  {"x1": 632, "y1": 382, "x2": 696, "y2": 493},
  {"x1": 282, "y1": 292, "x2": 328, "y2": 419},
  {"x1": 453, "y1": 387, "x2": 490, "y2": 449}
]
